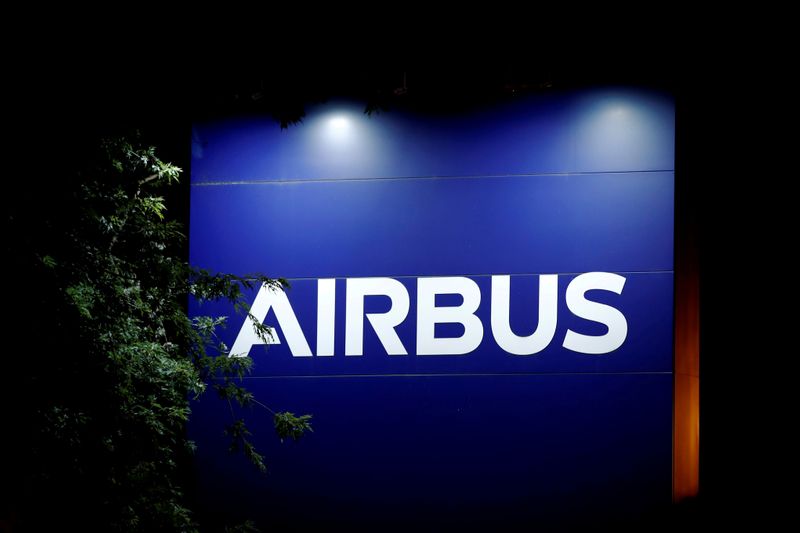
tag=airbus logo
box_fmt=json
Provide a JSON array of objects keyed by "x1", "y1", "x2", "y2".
[{"x1": 231, "y1": 273, "x2": 627, "y2": 358}]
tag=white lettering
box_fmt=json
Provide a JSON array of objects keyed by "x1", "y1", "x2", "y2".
[
  {"x1": 562, "y1": 272, "x2": 628, "y2": 354},
  {"x1": 416, "y1": 277, "x2": 483, "y2": 355},
  {"x1": 490, "y1": 275, "x2": 558, "y2": 355},
  {"x1": 229, "y1": 283, "x2": 312, "y2": 358},
  {"x1": 229, "y1": 273, "x2": 631, "y2": 358},
  {"x1": 345, "y1": 278, "x2": 410, "y2": 356},
  {"x1": 316, "y1": 279, "x2": 336, "y2": 356}
]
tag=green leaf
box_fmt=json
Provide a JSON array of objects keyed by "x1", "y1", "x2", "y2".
[{"x1": 273, "y1": 412, "x2": 313, "y2": 442}]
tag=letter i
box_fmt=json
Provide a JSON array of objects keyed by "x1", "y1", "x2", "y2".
[{"x1": 317, "y1": 279, "x2": 336, "y2": 356}]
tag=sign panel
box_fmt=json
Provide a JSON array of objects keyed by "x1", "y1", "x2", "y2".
[{"x1": 189, "y1": 89, "x2": 675, "y2": 529}]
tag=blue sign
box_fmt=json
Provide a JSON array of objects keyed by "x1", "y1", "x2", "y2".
[{"x1": 189, "y1": 89, "x2": 675, "y2": 529}]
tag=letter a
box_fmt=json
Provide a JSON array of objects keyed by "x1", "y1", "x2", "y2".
[{"x1": 229, "y1": 283, "x2": 312, "y2": 358}]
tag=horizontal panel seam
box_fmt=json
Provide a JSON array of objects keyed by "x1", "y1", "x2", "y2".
[
  {"x1": 226, "y1": 371, "x2": 673, "y2": 379},
  {"x1": 244, "y1": 270, "x2": 675, "y2": 281},
  {"x1": 191, "y1": 169, "x2": 675, "y2": 186}
]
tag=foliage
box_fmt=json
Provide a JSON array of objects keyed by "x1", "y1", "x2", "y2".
[
  {"x1": 6, "y1": 136, "x2": 310, "y2": 531},
  {"x1": 273, "y1": 412, "x2": 314, "y2": 443}
]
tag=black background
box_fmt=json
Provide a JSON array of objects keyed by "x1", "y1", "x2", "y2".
[{"x1": 3, "y1": 28, "x2": 783, "y2": 530}]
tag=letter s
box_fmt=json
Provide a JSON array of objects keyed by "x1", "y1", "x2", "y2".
[{"x1": 562, "y1": 272, "x2": 627, "y2": 354}]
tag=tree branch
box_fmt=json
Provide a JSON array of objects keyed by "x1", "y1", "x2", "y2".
[{"x1": 138, "y1": 173, "x2": 159, "y2": 186}]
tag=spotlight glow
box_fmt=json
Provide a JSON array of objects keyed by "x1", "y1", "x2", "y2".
[
  {"x1": 608, "y1": 105, "x2": 628, "y2": 116},
  {"x1": 305, "y1": 105, "x2": 382, "y2": 173},
  {"x1": 328, "y1": 116, "x2": 350, "y2": 129}
]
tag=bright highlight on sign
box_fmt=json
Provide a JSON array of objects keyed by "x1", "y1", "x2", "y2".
[{"x1": 328, "y1": 116, "x2": 350, "y2": 130}]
